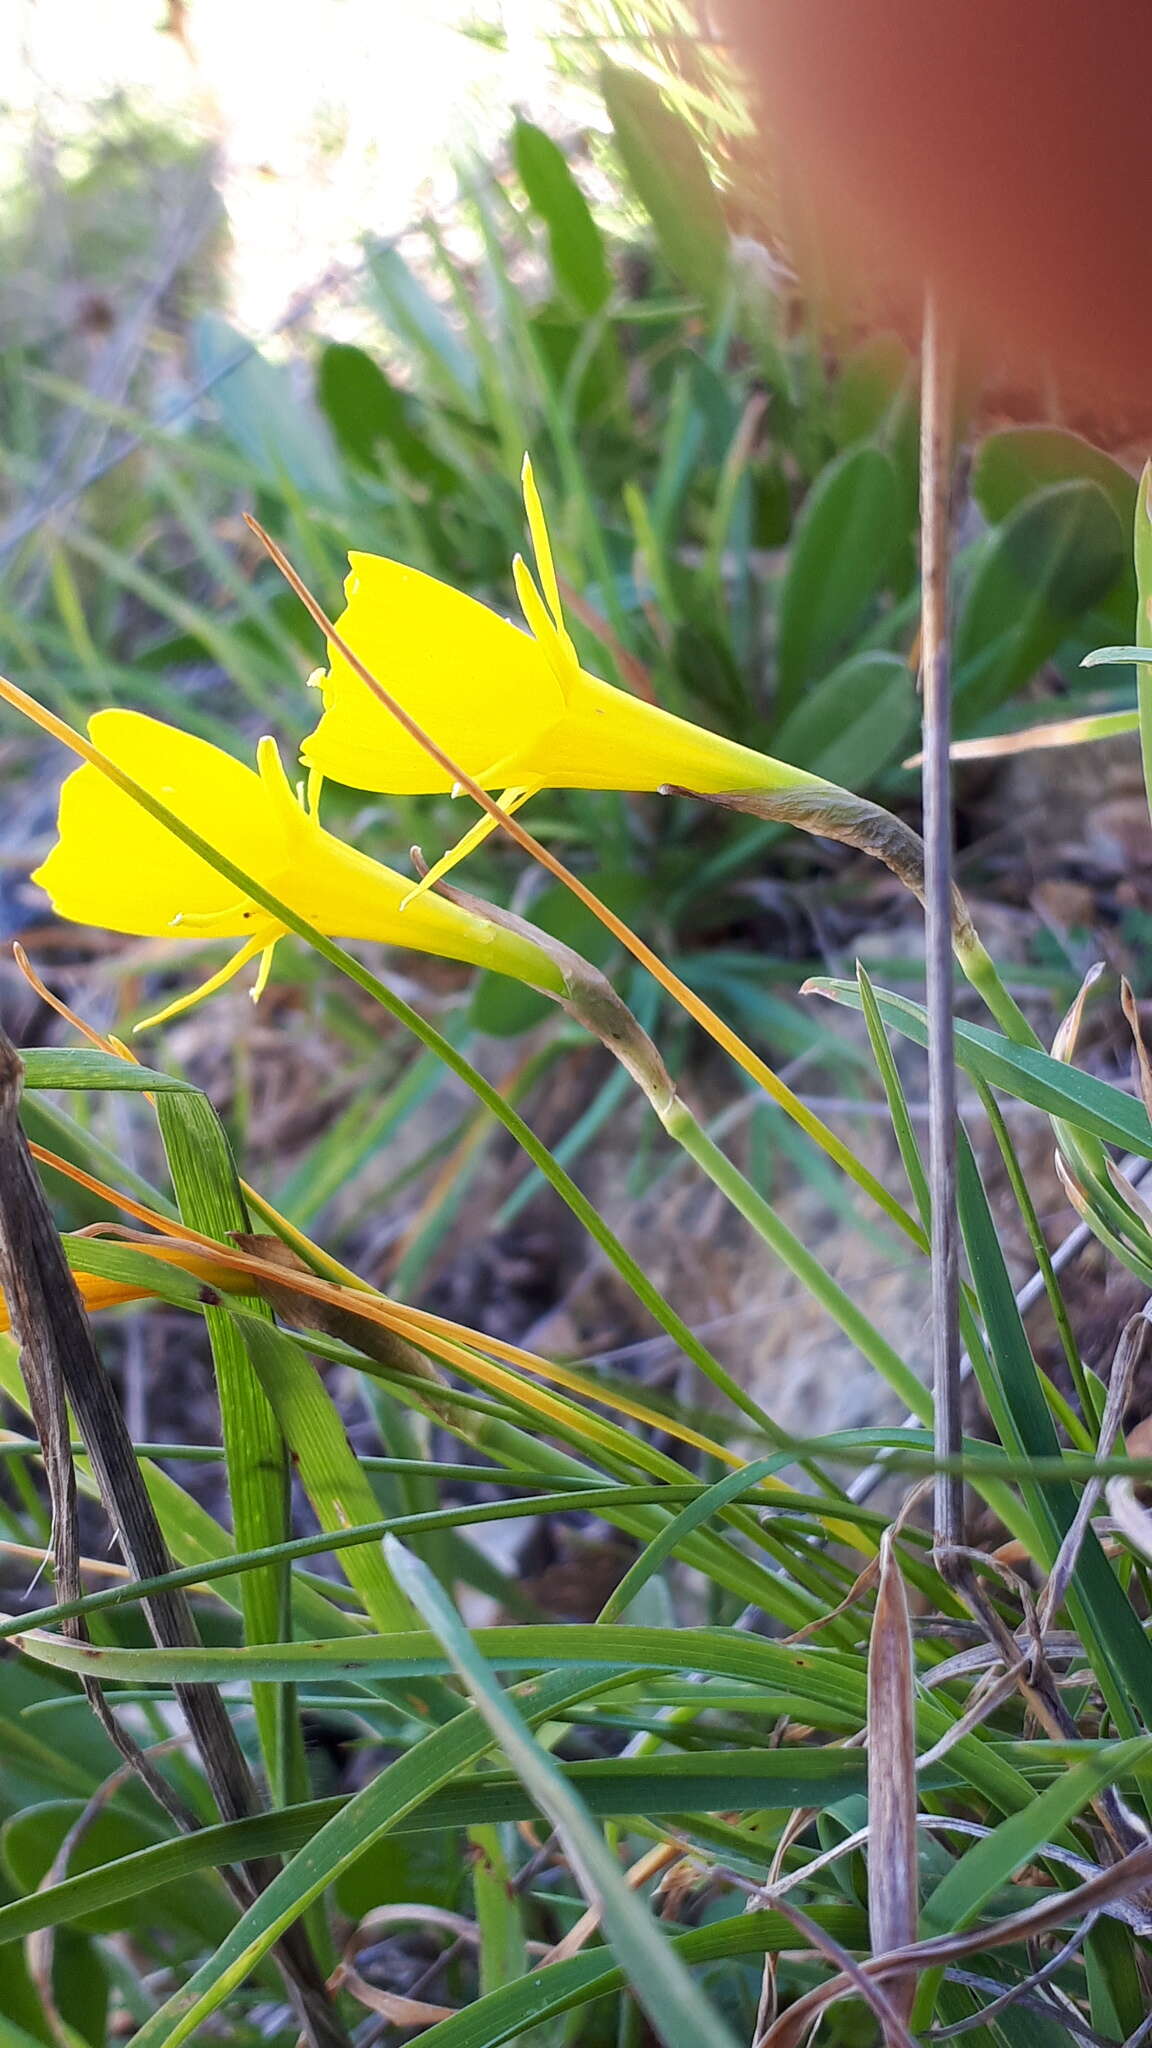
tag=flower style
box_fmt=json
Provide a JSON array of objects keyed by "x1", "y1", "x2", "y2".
[
  {"x1": 300, "y1": 458, "x2": 828, "y2": 883},
  {"x1": 32, "y1": 710, "x2": 565, "y2": 1029}
]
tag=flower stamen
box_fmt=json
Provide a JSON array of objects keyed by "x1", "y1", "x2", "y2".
[
  {"x1": 134, "y1": 932, "x2": 272, "y2": 1034},
  {"x1": 399, "y1": 786, "x2": 536, "y2": 909}
]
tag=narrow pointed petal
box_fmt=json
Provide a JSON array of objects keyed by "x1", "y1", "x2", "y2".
[
  {"x1": 521, "y1": 454, "x2": 579, "y2": 668},
  {"x1": 250, "y1": 941, "x2": 279, "y2": 1003},
  {"x1": 512, "y1": 554, "x2": 577, "y2": 688},
  {"x1": 133, "y1": 934, "x2": 270, "y2": 1033}
]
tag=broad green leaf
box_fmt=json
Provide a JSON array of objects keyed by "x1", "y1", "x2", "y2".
[
  {"x1": 955, "y1": 480, "x2": 1126, "y2": 725},
  {"x1": 0, "y1": 1650, "x2": 121, "y2": 1811},
  {"x1": 967, "y1": 423, "x2": 1131, "y2": 532},
  {"x1": 513, "y1": 118, "x2": 612, "y2": 313},
  {"x1": 20, "y1": 1048, "x2": 192, "y2": 1093},
  {"x1": 601, "y1": 65, "x2": 728, "y2": 308},
  {"x1": 316, "y1": 341, "x2": 456, "y2": 491},
  {"x1": 806, "y1": 978, "x2": 1152, "y2": 1156},
  {"x1": 775, "y1": 446, "x2": 903, "y2": 712},
  {"x1": 829, "y1": 333, "x2": 913, "y2": 449},
  {"x1": 773, "y1": 648, "x2": 917, "y2": 782},
  {"x1": 385, "y1": 1538, "x2": 742, "y2": 2048},
  {"x1": 973, "y1": 426, "x2": 1137, "y2": 535},
  {"x1": 0, "y1": 2003, "x2": 53, "y2": 2048},
  {"x1": 368, "y1": 244, "x2": 480, "y2": 409},
  {"x1": 0, "y1": 1799, "x2": 231, "y2": 1946}
]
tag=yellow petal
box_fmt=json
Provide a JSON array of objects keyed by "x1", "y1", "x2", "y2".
[
  {"x1": 250, "y1": 940, "x2": 278, "y2": 1003},
  {"x1": 520, "y1": 454, "x2": 580, "y2": 672},
  {"x1": 302, "y1": 553, "x2": 565, "y2": 793},
  {"x1": 512, "y1": 554, "x2": 578, "y2": 691},
  {"x1": 33, "y1": 711, "x2": 295, "y2": 937},
  {"x1": 133, "y1": 934, "x2": 272, "y2": 1033}
]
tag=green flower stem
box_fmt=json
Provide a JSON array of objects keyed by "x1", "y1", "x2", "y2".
[{"x1": 955, "y1": 934, "x2": 1041, "y2": 1049}]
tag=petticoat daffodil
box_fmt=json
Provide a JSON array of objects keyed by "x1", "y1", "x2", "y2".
[
  {"x1": 32, "y1": 709, "x2": 565, "y2": 1030},
  {"x1": 296, "y1": 460, "x2": 1036, "y2": 1048},
  {"x1": 300, "y1": 456, "x2": 830, "y2": 891}
]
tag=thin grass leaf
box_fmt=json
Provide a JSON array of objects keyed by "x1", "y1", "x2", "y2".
[
  {"x1": 597, "y1": 1458, "x2": 793, "y2": 1622},
  {"x1": 230, "y1": 1313, "x2": 414, "y2": 1637},
  {"x1": 20, "y1": 1050, "x2": 193, "y2": 1093},
  {"x1": 153, "y1": 1088, "x2": 299, "y2": 1797},
  {"x1": 957, "y1": 1129, "x2": 1152, "y2": 1733},
  {"x1": 116, "y1": 1667, "x2": 637, "y2": 2048},
  {"x1": 16, "y1": 1623, "x2": 1039, "y2": 1814},
  {"x1": 921, "y1": 1738, "x2": 1152, "y2": 1939},
  {"x1": 807, "y1": 978, "x2": 1152, "y2": 1155},
  {"x1": 384, "y1": 1536, "x2": 742, "y2": 2048}
]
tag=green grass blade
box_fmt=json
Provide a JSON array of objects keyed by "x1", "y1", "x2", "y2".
[
  {"x1": 153, "y1": 1088, "x2": 297, "y2": 1796},
  {"x1": 957, "y1": 1128, "x2": 1152, "y2": 1731},
  {"x1": 384, "y1": 1537, "x2": 742, "y2": 2048},
  {"x1": 922, "y1": 1738, "x2": 1152, "y2": 1937},
  {"x1": 118, "y1": 1667, "x2": 636, "y2": 2048},
  {"x1": 597, "y1": 1458, "x2": 787, "y2": 1621},
  {"x1": 230, "y1": 1313, "x2": 415, "y2": 1637},
  {"x1": 807, "y1": 978, "x2": 1152, "y2": 1154},
  {"x1": 20, "y1": 1049, "x2": 193, "y2": 1092}
]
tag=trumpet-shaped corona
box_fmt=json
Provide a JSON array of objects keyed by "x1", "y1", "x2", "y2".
[
  {"x1": 302, "y1": 458, "x2": 828, "y2": 823},
  {"x1": 32, "y1": 710, "x2": 565, "y2": 1029}
]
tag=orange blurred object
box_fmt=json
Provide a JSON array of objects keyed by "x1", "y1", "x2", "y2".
[
  {"x1": 722, "y1": 0, "x2": 1152, "y2": 405},
  {"x1": 0, "y1": 1247, "x2": 239, "y2": 1333}
]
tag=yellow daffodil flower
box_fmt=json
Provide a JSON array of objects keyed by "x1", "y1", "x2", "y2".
[
  {"x1": 301, "y1": 457, "x2": 829, "y2": 890},
  {"x1": 32, "y1": 710, "x2": 564, "y2": 1030}
]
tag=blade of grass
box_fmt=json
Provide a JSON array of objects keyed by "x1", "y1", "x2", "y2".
[
  {"x1": 117, "y1": 1665, "x2": 641, "y2": 2048},
  {"x1": 957, "y1": 1127, "x2": 1152, "y2": 1732},
  {"x1": 154, "y1": 1087, "x2": 301, "y2": 1801},
  {"x1": 383, "y1": 1536, "x2": 742, "y2": 2048},
  {"x1": 806, "y1": 978, "x2": 1152, "y2": 1156}
]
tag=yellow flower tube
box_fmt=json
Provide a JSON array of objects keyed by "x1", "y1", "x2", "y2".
[{"x1": 32, "y1": 709, "x2": 565, "y2": 1030}]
